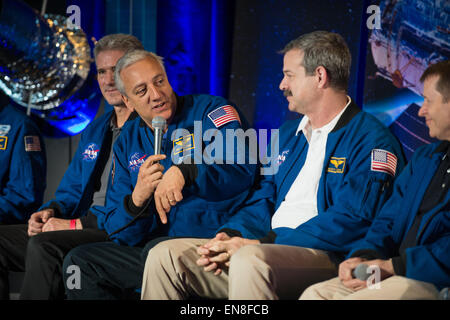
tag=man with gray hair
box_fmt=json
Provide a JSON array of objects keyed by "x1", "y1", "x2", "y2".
[
  {"x1": 0, "y1": 33, "x2": 142, "y2": 300},
  {"x1": 141, "y1": 30, "x2": 405, "y2": 300},
  {"x1": 61, "y1": 49, "x2": 257, "y2": 299}
]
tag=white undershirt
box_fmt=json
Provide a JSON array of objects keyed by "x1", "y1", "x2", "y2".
[{"x1": 271, "y1": 97, "x2": 351, "y2": 229}]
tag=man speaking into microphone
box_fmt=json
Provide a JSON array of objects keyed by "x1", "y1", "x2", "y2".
[{"x1": 62, "y1": 50, "x2": 257, "y2": 299}]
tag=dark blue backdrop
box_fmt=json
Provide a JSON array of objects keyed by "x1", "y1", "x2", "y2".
[
  {"x1": 64, "y1": 0, "x2": 374, "y2": 131},
  {"x1": 156, "y1": 0, "x2": 235, "y2": 99}
]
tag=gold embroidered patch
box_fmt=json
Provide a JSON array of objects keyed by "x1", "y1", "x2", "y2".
[
  {"x1": 327, "y1": 157, "x2": 346, "y2": 173},
  {"x1": 0, "y1": 136, "x2": 7, "y2": 150},
  {"x1": 173, "y1": 134, "x2": 195, "y2": 155}
]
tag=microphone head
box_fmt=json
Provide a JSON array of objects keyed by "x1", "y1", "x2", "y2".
[
  {"x1": 152, "y1": 116, "x2": 166, "y2": 130},
  {"x1": 152, "y1": 116, "x2": 166, "y2": 155},
  {"x1": 352, "y1": 263, "x2": 370, "y2": 281}
]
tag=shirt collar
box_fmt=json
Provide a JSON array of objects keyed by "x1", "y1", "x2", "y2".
[
  {"x1": 111, "y1": 110, "x2": 139, "y2": 130},
  {"x1": 109, "y1": 112, "x2": 117, "y2": 130},
  {"x1": 296, "y1": 96, "x2": 352, "y2": 136}
]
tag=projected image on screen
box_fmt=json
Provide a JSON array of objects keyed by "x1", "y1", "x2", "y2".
[{"x1": 363, "y1": 0, "x2": 449, "y2": 159}]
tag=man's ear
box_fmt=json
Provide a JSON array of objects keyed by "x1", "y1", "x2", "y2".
[
  {"x1": 122, "y1": 94, "x2": 134, "y2": 111},
  {"x1": 315, "y1": 66, "x2": 329, "y2": 89}
]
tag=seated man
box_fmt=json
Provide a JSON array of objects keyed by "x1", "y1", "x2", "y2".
[
  {"x1": 141, "y1": 31, "x2": 406, "y2": 300},
  {"x1": 62, "y1": 50, "x2": 257, "y2": 299},
  {"x1": 0, "y1": 33, "x2": 143, "y2": 300},
  {"x1": 300, "y1": 60, "x2": 450, "y2": 300},
  {"x1": 0, "y1": 90, "x2": 46, "y2": 224}
]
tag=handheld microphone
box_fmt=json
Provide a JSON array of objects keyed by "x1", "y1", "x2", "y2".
[
  {"x1": 152, "y1": 116, "x2": 166, "y2": 155},
  {"x1": 352, "y1": 263, "x2": 370, "y2": 281},
  {"x1": 107, "y1": 116, "x2": 167, "y2": 241}
]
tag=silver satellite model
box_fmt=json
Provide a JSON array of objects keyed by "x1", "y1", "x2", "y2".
[{"x1": 0, "y1": 0, "x2": 101, "y2": 137}]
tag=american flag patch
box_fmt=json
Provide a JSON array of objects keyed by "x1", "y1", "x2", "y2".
[
  {"x1": 371, "y1": 149, "x2": 397, "y2": 176},
  {"x1": 24, "y1": 136, "x2": 41, "y2": 152},
  {"x1": 207, "y1": 105, "x2": 241, "y2": 128}
]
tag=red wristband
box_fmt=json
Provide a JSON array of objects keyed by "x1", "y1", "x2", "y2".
[{"x1": 70, "y1": 219, "x2": 77, "y2": 230}]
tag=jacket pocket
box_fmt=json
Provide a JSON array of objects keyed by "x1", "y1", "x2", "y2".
[{"x1": 359, "y1": 178, "x2": 390, "y2": 221}]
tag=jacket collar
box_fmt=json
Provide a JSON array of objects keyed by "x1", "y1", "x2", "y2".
[
  {"x1": 125, "y1": 110, "x2": 139, "y2": 127},
  {"x1": 433, "y1": 140, "x2": 450, "y2": 156},
  {"x1": 330, "y1": 99, "x2": 361, "y2": 133},
  {"x1": 128, "y1": 111, "x2": 139, "y2": 121},
  {"x1": 296, "y1": 96, "x2": 351, "y2": 137}
]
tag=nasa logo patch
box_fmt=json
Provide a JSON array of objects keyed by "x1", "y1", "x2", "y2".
[
  {"x1": 0, "y1": 125, "x2": 11, "y2": 136},
  {"x1": 82, "y1": 143, "x2": 100, "y2": 162},
  {"x1": 277, "y1": 149, "x2": 289, "y2": 165},
  {"x1": 128, "y1": 152, "x2": 147, "y2": 172}
]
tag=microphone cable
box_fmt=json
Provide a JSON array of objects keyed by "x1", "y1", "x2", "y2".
[{"x1": 106, "y1": 196, "x2": 152, "y2": 241}]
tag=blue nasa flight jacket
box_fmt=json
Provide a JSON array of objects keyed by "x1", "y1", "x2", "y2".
[
  {"x1": 348, "y1": 141, "x2": 450, "y2": 289},
  {"x1": 96, "y1": 94, "x2": 258, "y2": 246},
  {"x1": 219, "y1": 101, "x2": 406, "y2": 257},
  {"x1": 40, "y1": 110, "x2": 118, "y2": 219},
  {"x1": 0, "y1": 103, "x2": 46, "y2": 224}
]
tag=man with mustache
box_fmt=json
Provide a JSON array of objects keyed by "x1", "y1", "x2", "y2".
[
  {"x1": 0, "y1": 34, "x2": 143, "y2": 300},
  {"x1": 62, "y1": 49, "x2": 257, "y2": 299},
  {"x1": 300, "y1": 60, "x2": 449, "y2": 300},
  {"x1": 141, "y1": 31, "x2": 406, "y2": 300}
]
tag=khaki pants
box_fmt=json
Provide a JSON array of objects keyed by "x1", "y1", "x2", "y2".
[
  {"x1": 141, "y1": 238, "x2": 337, "y2": 300},
  {"x1": 299, "y1": 276, "x2": 439, "y2": 300}
]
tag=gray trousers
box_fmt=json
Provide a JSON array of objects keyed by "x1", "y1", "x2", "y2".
[{"x1": 141, "y1": 238, "x2": 338, "y2": 300}]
